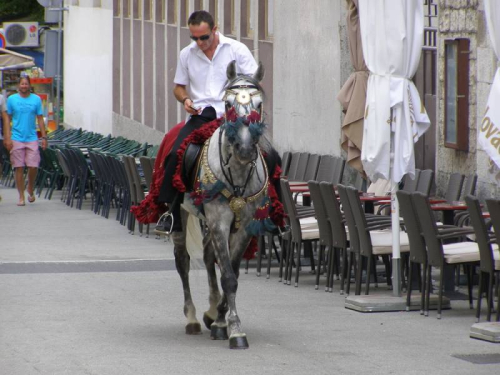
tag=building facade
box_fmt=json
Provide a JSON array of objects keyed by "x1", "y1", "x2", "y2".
[{"x1": 63, "y1": 0, "x2": 499, "y2": 198}]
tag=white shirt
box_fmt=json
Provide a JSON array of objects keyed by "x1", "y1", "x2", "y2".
[{"x1": 174, "y1": 32, "x2": 258, "y2": 118}]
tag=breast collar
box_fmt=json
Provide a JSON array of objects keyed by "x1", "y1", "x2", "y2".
[{"x1": 200, "y1": 136, "x2": 269, "y2": 230}]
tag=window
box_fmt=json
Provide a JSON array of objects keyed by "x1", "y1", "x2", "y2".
[
  {"x1": 241, "y1": 0, "x2": 255, "y2": 38},
  {"x1": 180, "y1": 0, "x2": 188, "y2": 27},
  {"x1": 167, "y1": 0, "x2": 177, "y2": 24},
  {"x1": 258, "y1": 0, "x2": 272, "y2": 40},
  {"x1": 114, "y1": 0, "x2": 121, "y2": 16},
  {"x1": 444, "y1": 38, "x2": 469, "y2": 151},
  {"x1": 144, "y1": 0, "x2": 152, "y2": 20},
  {"x1": 133, "y1": 0, "x2": 141, "y2": 19},
  {"x1": 156, "y1": 0, "x2": 165, "y2": 22},
  {"x1": 123, "y1": 0, "x2": 130, "y2": 18}
]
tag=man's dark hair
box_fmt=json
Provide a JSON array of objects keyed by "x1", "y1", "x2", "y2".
[
  {"x1": 19, "y1": 76, "x2": 31, "y2": 85},
  {"x1": 188, "y1": 10, "x2": 215, "y2": 30}
]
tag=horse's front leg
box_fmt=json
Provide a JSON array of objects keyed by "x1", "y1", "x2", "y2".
[
  {"x1": 202, "y1": 235, "x2": 227, "y2": 339},
  {"x1": 206, "y1": 212, "x2": 249, "y2": 349},
  {"x1": 172, "y1": 212, "x2": 201, "y2": 335}
]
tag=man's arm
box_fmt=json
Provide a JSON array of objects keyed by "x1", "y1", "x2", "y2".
[
  {"x1": 173, "y1": 84, "x2": 200, "y2": 115},
  {"x1": 37, "y1": 115, "x2": 48, "y2": 150},
  {"x1": 3, "y1": 113, "x2": 12, "y2": 151}
]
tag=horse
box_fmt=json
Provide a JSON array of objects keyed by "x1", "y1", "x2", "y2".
[{"x1": 171, "y1": 60, "x2": 273, "y2": 349}]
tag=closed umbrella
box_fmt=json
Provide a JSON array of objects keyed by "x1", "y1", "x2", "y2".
[
  {"x1": 358, "y1": 0, "x2": 430, "y2": 295},
  {"x1": 337, "y1": 0, "x2": 369, "y2": 176},
  {"x1": 480, "y1": 0, "x2": 500, "y2": 168}
]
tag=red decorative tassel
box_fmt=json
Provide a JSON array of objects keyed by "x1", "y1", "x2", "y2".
[
  {"x1": 131, "y1": 121, "x2": 185, "y2": 224},
  {"x1": 172, "y1": 118, "x2": 224, "y2": 193}
]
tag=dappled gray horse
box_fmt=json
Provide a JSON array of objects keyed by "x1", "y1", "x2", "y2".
[{"x1": 172, "y1": 61, "x2": 271, "y2": 349}]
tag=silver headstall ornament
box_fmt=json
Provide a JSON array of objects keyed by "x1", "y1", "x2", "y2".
[{"x1": 223, "y1": 60, "x2": 265, "y2": 118}]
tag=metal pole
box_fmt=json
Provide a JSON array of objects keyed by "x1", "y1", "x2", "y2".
[
  {"x1": 55, "y1": 6, "x2": 62, "y2": 128},
  {"x1": 390, "y1": 108, "x2": 402, "y2": 297}
]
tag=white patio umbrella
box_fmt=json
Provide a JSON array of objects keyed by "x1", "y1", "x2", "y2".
[
  {"x1": 480, "y1": 0, "x2": 500, "y2": 168},
  {"x1": 358, "y1": 0, "x2": 431, "y2": 295}
]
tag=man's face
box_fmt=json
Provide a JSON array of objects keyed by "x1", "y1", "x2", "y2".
[
  {"x1": 189, "y1": 22, "x2": 216, "y2": 52},
  {"x1": 18, "y1": 79, "x2": 30, "y2": 95}
]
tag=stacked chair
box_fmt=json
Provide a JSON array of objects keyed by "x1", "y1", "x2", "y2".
[{"x1": 0, "y1": 126, "x2": 160, "y2": 240}]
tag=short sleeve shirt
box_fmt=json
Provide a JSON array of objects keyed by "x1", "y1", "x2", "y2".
[
  {"x1": 7, "y1": 93, "x2": 43, "y2": 142},
  {"x1": 174, "y1": 32, "x2": 258, "y2": 117},
  {"x1": 0, "y1": 95, "x2": 6, "y2": 140}
]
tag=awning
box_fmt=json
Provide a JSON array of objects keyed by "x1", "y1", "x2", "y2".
[{"x1": 0, "y1": 48, "x2": 35, "y2": 71}]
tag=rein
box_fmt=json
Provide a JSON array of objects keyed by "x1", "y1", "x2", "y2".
[
  {"x1": 201, "y1": 136, "x2": 269, "y2": 230},
  {"x1": 218, "y1": 124, "x2": 258, "y2": 198}
]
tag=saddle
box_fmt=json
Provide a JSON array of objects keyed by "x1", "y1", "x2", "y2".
[{"x1": 181, "y1": 142, "x2": 203, "y2": 192}]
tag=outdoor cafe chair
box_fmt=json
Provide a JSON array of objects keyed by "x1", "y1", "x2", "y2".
[
  {"x1": 466, "y1": 195, "x2": 500, "y2": 322},
  {"x1": 320, "y1": 182, "x2": 348, "y2": 294},
  {"x1": 308, "y1": 181, "x2": 339, "y2": 291},
  {"x1": 415, "y1": 169, "x2": 434, "y2": 196},
  {"x1": 346, "y1": 186, "x2": 410, "y2": 295},
  {"x1": 444, "y1": 172, "x2": 465, "y2": 203},
  {"x1": 331, "y1": 157, "x2": 345, "y2": 185},
  {"x1": 397, "y1": 190, "x2": 429, "y2": 314},
  {"x1": 413, "y1": 192, "x2": 479, "y2": 319},
  {"x1": 279, "y1": 179, "x2": 319, "y2": 287},
  {"x1": 315, "y1": 155, "x2": 335, "y2": 183},
  {"x1": 280, "y1": 151, "x2": 291, "y2": 178},
  {"x1": 285, "y1": 152, "x2": 300, "y2": 180}
]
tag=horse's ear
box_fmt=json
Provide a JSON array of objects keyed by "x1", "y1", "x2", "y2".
[
  {"x1": 253, "y1": 61, "x2": 265, "y2": 82},
  {"x1": 226, "y1": 60, "x2": 237, "y2": 81}
]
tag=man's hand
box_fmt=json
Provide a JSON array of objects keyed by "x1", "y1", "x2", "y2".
[
  {"x1": 184, "y1": 98, "x2": 201, "y2": 116},
  {"x1": 41, "y1": 139, "x2": 48, "y2": 150},
  {"x1": 3, "y1": 139, "x2": 13, "y2": 152}
]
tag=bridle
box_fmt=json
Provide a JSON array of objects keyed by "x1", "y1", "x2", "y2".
[
  {"x1": 222, "y1": 79, "x2": 263, "y2": 117},
  {"x1": 218, "y1": 80, "x2": 264, "y2": 200}
]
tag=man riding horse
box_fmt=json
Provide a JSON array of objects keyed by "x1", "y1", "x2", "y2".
[{"x1": 158, "y1": 10, "x2": 282, "y2": 234}]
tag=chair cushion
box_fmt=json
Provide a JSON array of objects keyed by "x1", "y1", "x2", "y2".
[
  {"x1": 299, "y1": 217, "x2": 319, "y2": 240},
  {"x1": 371, "y1": 230, "x2": 410, "y2": 255},
  {"x1": 493, "y1": 245, "x2": 500, "y2": 270},
  {"x1": 442, "y1": 242, "x2": 480, "y2": 263}
]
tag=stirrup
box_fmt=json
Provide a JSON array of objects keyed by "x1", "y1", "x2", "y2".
[{"x1": 155, "y1": 211, "x2": 174, "y2": 237}]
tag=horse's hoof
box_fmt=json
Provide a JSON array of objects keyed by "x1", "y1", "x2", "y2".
[
  {"x1": 229, "y1": 334, "x2": 249, "y2": 349},
  {"x1": 185, "y1": 322, "x2": 202, "y2": 335},
  {"x1": 203, "y1": 313, "x2": 215, "y2": 330},
  {"x1": 210, "y1": 325, "x2": 229, "y2": 340}
]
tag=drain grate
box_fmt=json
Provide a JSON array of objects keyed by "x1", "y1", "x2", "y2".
[{"x1": 452, "y1": 353, "x2": 500, "y2": 364}]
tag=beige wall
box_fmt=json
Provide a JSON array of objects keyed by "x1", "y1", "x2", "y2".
[{"x1": 437, "y1": 0, "x2": 500, "y2": 200}]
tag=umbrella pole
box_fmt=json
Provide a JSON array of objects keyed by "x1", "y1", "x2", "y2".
[{"x1": 390, "y1": 112, "x2": 402, "y2": 297}]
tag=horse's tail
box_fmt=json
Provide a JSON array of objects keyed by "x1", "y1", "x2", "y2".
[{"x1": 185, "y1": 214, "x2": 205, "y2": 264}]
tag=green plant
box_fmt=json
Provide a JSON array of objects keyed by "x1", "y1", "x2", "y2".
[{"x1": 0, "y1": 0, "x2": 45, "y2": 24}]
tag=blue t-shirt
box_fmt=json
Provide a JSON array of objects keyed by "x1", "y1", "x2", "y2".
[{"x1": 7, "y1": 93, "x2": 43, "y2": 142}]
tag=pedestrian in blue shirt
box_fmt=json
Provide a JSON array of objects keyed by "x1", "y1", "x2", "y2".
[{"x1": 3, "y1": 76, "x2": 48, "y2": 206}]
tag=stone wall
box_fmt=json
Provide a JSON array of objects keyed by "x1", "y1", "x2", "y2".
[{"x1": 437, "y1": 0, "x2": 500, "y2": 199}]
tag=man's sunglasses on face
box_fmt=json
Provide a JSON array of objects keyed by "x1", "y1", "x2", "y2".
[{"x1": 190, "y1": 33, "x2": 211, "y2": 41}]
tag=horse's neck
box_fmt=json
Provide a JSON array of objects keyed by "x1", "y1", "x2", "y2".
[{"x1": 207, "y1": 128, "x2": 266, "y2": 197}]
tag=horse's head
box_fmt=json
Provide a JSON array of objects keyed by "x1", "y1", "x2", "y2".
[{"x1": 222, "y1": 61, "x2": 266, "y2": 165}]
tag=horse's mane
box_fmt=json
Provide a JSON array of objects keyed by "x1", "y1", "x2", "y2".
[{"x1": 258, "y1": 131, "x2": 273, "y2": 155}]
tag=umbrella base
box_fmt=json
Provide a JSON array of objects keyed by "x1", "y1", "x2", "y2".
[
  {"x1": 345, "y1": 293, "x2": 450, "y2": 313},
  {"x1": 470, "y1": 322, "x2": 500, "y2": 343}
]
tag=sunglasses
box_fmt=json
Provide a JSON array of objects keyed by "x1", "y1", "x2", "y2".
[{"x1": 190, "y1": 33, "x2": 211, "y2": 42}]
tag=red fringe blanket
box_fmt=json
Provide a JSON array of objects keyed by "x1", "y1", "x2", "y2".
[
  {"x1": 131, "y1": 117, "x2": 284, "y2": 260},
  {"x1": 130, "y1": 121, "x2": 184, "y2": 224}
]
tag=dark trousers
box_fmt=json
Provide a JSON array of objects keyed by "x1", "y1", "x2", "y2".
[{"x1": 158, "y1": 106, "x2": 217, "y2": 205}]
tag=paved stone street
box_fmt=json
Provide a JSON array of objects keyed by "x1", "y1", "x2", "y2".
[{"x1": 1, "y1": 185, "x2": 499, "y2": 375}]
